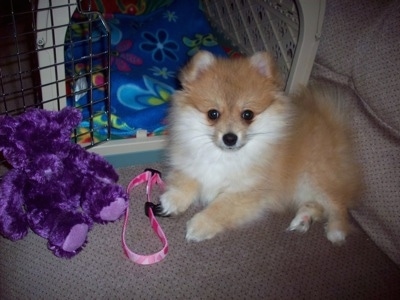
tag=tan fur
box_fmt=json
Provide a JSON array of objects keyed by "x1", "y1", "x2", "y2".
[{"x1": 160, "y1": 51, "x2": 362, "y2": 244}]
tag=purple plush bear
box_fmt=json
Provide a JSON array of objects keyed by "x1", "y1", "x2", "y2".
[{"x1": 0, "y1": 107, "x2": 128, "y2": 258}]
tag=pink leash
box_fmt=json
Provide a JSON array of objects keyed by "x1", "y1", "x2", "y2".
[{"x1": 122, "y1": 169, "x2": 168, "y2": 265}]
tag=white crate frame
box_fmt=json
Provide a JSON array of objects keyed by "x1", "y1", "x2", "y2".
[
  {"x1": 35, "y1": 0, "x2": 325, "y2": 157},
  {"x1": 203, "y1": 0, "x2": 326, "y2": 94}
]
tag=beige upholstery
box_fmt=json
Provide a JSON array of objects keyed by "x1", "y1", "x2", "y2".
[{"x1": 310, "y1": 0, "x2": 400, "y2": 265}]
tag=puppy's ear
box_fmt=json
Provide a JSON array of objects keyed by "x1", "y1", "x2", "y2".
[
  {"x1": 179, "y1": 51, "x2": 215, "y2": 84},
  {"x1": 249, "y1": 52, "x2": 284, "y2": 88}
]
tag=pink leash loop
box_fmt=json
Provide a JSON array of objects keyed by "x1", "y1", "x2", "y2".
[{"x1": 122, "y1": 169, "x2": 168, "y2": 265}]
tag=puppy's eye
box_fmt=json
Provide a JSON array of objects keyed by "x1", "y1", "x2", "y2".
[
  {"x1": 208, "y1": 109, "x2": 220, "y2": 120},
  {"x1": 241, "y1": 110, "x2": 254, "y2": 121}
]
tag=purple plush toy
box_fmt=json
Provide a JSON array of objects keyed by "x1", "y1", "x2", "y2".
[{"x1": 0, "y1": 107, "x2": 128, "y2": 258}]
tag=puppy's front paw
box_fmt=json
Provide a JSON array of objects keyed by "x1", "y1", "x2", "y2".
[
  {"x1": 159, "y1": 188, "x2": 192, "y2": 216},
  {"x1": 186, "y1": 212, "x2": 223, "y2": 242}
]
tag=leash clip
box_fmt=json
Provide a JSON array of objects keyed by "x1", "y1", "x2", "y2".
[
  {"x1": 144, "y1": 168, "x2": 162, "y2": 177},
  {"x1": 144, "y1": 202, "x2": 164, "y2": 217}
]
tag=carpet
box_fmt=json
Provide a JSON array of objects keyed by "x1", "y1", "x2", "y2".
[{"x1": 1, "y1": 163, "x2": 400, "y2": 299}]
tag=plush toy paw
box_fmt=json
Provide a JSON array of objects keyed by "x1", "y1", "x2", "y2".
[
  {"x1": 47, "y1": 212, "x2": 92, "y2": 258},
  {"x1": 82, "y1": 182, "x2": 128, "y2": 223},
  {"x1": 99, "y1": 197, "x2": 127, "y2": 221}
]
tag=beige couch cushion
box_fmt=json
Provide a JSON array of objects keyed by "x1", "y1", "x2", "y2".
[
  {"x1": 352, "y1": 1, "x2": 400, "y2": 134},
  {"x1": 311, "y1": 0, "x2": 400, "y2": 265}
]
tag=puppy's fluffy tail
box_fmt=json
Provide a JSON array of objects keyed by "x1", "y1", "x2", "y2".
[{"x1": 292, "y1": 80, "x2": 350, "y2": 126}]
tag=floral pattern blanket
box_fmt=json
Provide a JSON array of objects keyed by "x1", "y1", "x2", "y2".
[{"x1": 65, "y1": 0, "x2": 235, "y2": 143}]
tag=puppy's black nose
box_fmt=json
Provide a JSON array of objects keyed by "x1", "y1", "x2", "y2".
[{"x1": 223, "y1": 133, "x2": 238, "y2": 147}]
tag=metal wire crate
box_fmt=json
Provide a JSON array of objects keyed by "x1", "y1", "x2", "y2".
[
  {"x1": 1, "y1": 0, "x2": 326, "y2": 162},
  {"x1": 0, "y1": 0, "x2": 111, "y2": 148}
]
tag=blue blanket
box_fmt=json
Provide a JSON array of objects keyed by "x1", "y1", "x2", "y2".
[{"x1": 65, "y1": 0, "x2": 230, "y2": 143}]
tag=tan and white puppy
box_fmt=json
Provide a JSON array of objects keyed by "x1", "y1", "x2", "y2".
[{"x1": 160, "y1": 51, "x2": 362, "y2": 244}]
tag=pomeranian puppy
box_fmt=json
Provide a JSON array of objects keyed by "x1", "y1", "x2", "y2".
[{"x1": 160, "y1": 51, "x2": 362, "y2": 244}]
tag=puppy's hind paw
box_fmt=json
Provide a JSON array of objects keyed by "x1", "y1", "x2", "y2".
[
  {"x1": 326, "y1": 229, "x2": 346, "y2": 245},
  {"x1": 287, "y1": 214, "x2": 312, "y2": 233}
]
